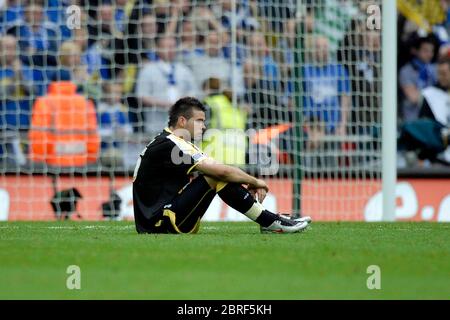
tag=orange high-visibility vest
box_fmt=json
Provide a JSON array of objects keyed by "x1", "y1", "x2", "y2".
[
  {"x1": 250, "y1": 123, "x2": 293, "y2": 164},
  {"x1": 29, "y1": 81, "x2": 100, "y2": 167}
]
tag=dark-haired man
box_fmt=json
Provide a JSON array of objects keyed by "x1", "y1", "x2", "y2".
[
  {"x1": 132, "y1": 97, "x2": 311, "y2": 234},
  {"x1": 6, "y1": 0, "x2": 59, "y2": 67},
  {"x1": 399, "y1": 36, "x2": 437, "y2": 122},
  {"x1": 419, "y1": 57, "x2": 450, "y2": 126},
  {"x1": 135, "y1": 36, "x2": 198, "y2": 134}
]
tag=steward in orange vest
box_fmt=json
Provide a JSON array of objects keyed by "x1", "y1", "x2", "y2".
[{"x1": 29, "y1": 81, "x2": 100, "y2": 167}]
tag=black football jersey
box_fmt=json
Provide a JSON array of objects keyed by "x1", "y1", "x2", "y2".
[{"x1": 132, "y1": 128, "x2": 209, "y2": 232}]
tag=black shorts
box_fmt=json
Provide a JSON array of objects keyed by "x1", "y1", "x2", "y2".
[{"x1": 152, "y1": 175, "x2": 216, "y2": 234}]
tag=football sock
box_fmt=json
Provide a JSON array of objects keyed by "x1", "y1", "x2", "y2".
[{"x1": 216, "y1": 182, "x2": 279, "y2": 227}]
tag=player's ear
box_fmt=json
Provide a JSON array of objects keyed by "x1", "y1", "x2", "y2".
[{"x1": 177, "y1": 116, "x2": 186, "y2": 127}]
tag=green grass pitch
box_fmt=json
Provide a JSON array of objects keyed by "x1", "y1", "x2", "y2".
[{"x1": 0, "y1": 221, "x2": 449, "y2": 299}]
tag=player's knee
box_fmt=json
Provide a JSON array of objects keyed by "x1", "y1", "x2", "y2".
[
  {"x1": 203, "y1": 176, "x2": 229, "y2": 192},
  {"x1": 203, "y1": 176, "x2": 219, "y2": 189}
]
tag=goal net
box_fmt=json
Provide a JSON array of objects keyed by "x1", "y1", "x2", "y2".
[{"x1": 0, "y1": 0, "x2": 382, "y2": 221}]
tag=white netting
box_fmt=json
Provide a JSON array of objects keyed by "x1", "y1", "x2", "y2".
[{"x1": 0, "y1": 0, "x2": 384, "y2": 221}]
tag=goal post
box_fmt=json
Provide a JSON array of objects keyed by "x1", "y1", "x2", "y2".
[
  {"x1": 292, "y1": 12, "x2": 305, "y2": 218},
  {"x1": 382, "y1": 0, "x2": 398, "y2": 221}
]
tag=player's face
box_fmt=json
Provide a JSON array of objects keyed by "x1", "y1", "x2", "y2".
[{"x1": 186, "y1": 109, "x2": 206, "y2": 141}]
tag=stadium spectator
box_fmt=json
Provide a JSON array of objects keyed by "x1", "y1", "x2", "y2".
[
  {"x1": 87, "y1": 1, "x2": 122, "y2": 43},
  {"x1": 397, "y1": 0, "x2": 449, "y2": 52},
  {"x1": 85, "y1": 1, "x2": 123, "y2": 79},
  {"x1": 397, "y1": 18, "x2": 432, "y2": 71},
  {"x1": 258, "y1": 0, "x2": 297, "y2": 34},
  {"x1": 398, "y1": 56, "x2": 450, "y2": 166},
  {"x1": 1, "y1": 0, "x2": 80, "y2": 38},
  {"x1": 178, "y1": 19, "x2": 202, "y2": 65},
  {"x1": 0, "y1": 35, "x2": 37, "y2": 130},
  {"x1": 123, "y1": 12, "x2": 155, "y2": 66},
  {"x1": 302, "y1": 35, "x2": 351, "y2": 136},
  {"x1": 114, "y1": 0, "x2": 130, "y2": 33},
  {"x1": 418, "y1": 57, "x2": 450, "y2": 127},
  {"x1": 136, "y1": 13, "x2": 159, "y2": 63},
  {"x1": 135, "y1": 36, "x2": 198, "y2": 135},
  {"x1": 246, "y1": 32, "x2": 281, "y2": 92},
  {"x1": 50, "y1": 41, "x2": 101, "y2": 104},
  {"x1": 399, "y1": 36, "x2": 438, "y2": 122},
  {"x1": 97, "y1": 81, "x2": 132, "y2": 168},
  {"x1": 189, "y1": 6, "x2": 242, "y2": 62},
  {"x1": 70, "y1": 14, "x2": 106, "y2": 80},
  {"x1": 210, "y1": 0, "x2": 260, "y2": 36},
  {"x1": 118, "y1": 13, "x2": 160, "y2": 133},
  {"x1": 6, "y1": 0, "x2": 59, "y2": 67},
  {"x1": 303, "y1": 0, "x2": 358, "y2": 54},
  {"x1": 79, "y1": 1, "x2": 127, "y2": 39},
  {"x1": 242, "y1": 59, "x2": 287, "y2": 129},
  {"x1": 201, "y1": 77, "x2": 247, "y2": 165},
  {"x1": 189, "y1": 6, "x2": 230, "y2": 41},
  {"x1": 435, "y1": 0, "x2": 450, "y2": 57},
  {"x1": 338, "y1": 24, "x2": 382, "y2": 139},
  {"x1": 0, "y1": 0, "x2": 23, "y2": 34},
  {"x1": 0, "y1": 35, "x2": 36, "y2": 165},
  {"x1": 28, "y1": 80, "x2": 100, "y2": 167},
  {"x1": 187, "y1": 31, "x2": 244, "y2": 98},
  {"x1": 45, "y1": 0, "x2": 83, "y2": 40},
  {"x1": 125, "y1": 0, "x2": 153, "y2": 43},
  {"x1": 124, "y1": 10, "x2": 181, "y2": 66},
  {"x1": 276, "y1": 10, "x2": 315, "y2": 109},
  {"x1": 153, "y1": 0, "x2": 192, "y2": 36}
]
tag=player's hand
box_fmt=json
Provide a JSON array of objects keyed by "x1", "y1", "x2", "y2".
[
  {"x1": 248, "y1": 179, "x2": 268, "y2": 202},
  {"x1": 248, "y1": 187, "x2": 267, "y2": 203},
  {"x1": 248, "y1": 188, "x2": 257, "y2": 199},
  {"x1": 255, "y1": 187, "x2": 267, "y2": 203},
  {"x1": 252, "y1": 178, "x2": 268, "y2": 192}
]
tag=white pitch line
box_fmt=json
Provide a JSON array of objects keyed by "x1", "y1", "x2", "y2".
[{"x1": 0, "y1": 225, "x2": 135, "y2": 230}]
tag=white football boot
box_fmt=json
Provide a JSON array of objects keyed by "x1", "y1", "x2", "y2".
[
  {"x1": 292, "y1": 215, "x2": 312, "y2": 224},
  {"x1": 260, "y1": 215, "x2": 309, "y2": 234}
]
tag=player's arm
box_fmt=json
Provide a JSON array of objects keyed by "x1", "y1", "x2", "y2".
[{"x1": 195, "y1": 158, "x2": 268, "y2": 192}]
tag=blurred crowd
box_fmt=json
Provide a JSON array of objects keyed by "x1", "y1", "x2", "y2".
[
  {"x1": 397, "y1": 0, "x2": 450, "y2": 168},
  {"x1": 0, "y1": 0, "x2": 449, "y2": 171}
]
